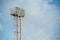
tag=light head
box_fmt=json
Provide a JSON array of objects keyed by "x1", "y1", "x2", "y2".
[{"x1": 11, "y1": 7, "x2": 25, "y2": 17}]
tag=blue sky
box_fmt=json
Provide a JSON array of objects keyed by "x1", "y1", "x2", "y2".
[
  {"x1": 49, "y1": 0, "x2": 60, "y2": 6},
  {"x1": 0, "y1": 0, "x2": 60, "y2": 40}
]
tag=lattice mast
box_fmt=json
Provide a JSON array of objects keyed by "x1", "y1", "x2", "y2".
[{"x1": 11, "y1": 7, "x2": 25, "y2": 40}]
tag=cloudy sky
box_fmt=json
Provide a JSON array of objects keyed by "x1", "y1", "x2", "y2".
[{"x1": 0, "y1": 0, "x2": 60, "y2": 40}]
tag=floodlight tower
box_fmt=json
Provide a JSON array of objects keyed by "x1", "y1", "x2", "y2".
[{"x1": 11, "y1": 7, "x2": 25, "y2": 40}]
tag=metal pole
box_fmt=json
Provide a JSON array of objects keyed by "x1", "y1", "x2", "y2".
[
  {"x1": 16, "y1": 16, "x2": 18, "y2": 40},
  {"x1": 19, "y1": 17, "x2": 22, "y2": 40},
  {"x1": 14, "y1": 16, "x2": 18, "y2": 40}
]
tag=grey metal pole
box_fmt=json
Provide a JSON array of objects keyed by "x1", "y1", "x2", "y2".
[
  {"x1": 19, "y1": 17, "x2": 22, "y2": 40},
  {"x1": 14, "y1": 16, "x2": 18, "y2": 40}
]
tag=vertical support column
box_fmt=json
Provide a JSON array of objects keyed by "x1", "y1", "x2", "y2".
[
  {"x1": 19, "y1": 17, "x2": 22, "y2": 40},
  {"x1": 14, "y1": 16, "x2": 18, "y2": 40},
  {"x1": 16, "y1": 16, "x2": 18, "y2": 40}
]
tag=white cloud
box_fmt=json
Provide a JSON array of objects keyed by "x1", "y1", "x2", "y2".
[{"x1": 23, "y1": 0, "x2": 59, "y2": 40}]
